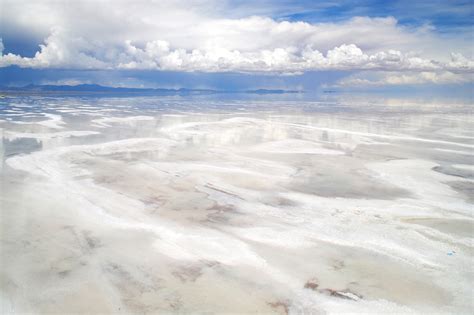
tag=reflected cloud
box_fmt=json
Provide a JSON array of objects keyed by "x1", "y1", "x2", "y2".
[{"x1": 1, "y1": 95, "x2": 473, "y2": 313}]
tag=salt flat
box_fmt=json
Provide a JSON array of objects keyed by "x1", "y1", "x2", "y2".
[{"x1": 1, "y1": 95, "x2": 473, "y2": 314}]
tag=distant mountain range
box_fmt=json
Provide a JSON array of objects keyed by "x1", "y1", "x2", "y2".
[{"x1": 0, "y1": 84, "x2": 303, "y2": 95}]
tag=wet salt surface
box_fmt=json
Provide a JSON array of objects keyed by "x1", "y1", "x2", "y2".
[{"x1": 1, "y1": 95, "x2": 473, "y2": 314}]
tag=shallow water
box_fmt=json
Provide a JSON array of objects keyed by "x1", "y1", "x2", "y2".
[{"x1": 1, "y1": 94, "x2": 473, "y2": 314}]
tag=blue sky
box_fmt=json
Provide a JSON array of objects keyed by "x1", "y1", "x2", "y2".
[
  {"x1": 277, "y1": 0, "x2": 473, "y2": 29},
  {"x1": 0, "y1": 0, "x2": 472, "y2": 91}
]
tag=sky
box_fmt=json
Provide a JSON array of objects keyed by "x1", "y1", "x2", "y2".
[{"x1": 0, "y1": 0, "x2": 473, "y2": 91}]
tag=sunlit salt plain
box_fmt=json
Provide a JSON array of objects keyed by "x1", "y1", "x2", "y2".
[{"x1": 1, "y1": 95, "x2": 473, "y2": 314}]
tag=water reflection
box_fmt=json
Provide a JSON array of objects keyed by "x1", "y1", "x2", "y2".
[{"x1": 1, "y1": 94, "x2": 473, "y2": 314}]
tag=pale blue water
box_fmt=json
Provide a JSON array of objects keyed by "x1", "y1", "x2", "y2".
[{"x1": 1, "y1": 93, "x2": 473, "y2": 313}]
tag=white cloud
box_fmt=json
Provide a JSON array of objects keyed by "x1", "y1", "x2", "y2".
[
  {"x1": 336, "y1": 71, "x2": 473, "y2": 87},
  {"x1": 39, "y1": 78, "x2": 93, "y2": 86},
  {"x1": 0, "y1": 0, "x2": 473, "y2": 80}
]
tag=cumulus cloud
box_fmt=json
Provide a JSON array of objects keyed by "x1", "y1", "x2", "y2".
[{"x1": 0, "y1": 0, "x2": 473, "y2": 80}]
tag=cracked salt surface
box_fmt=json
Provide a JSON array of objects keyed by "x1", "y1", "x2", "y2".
[{"x1": 1, "y1": 95, "x2": 473, "y2": 314}]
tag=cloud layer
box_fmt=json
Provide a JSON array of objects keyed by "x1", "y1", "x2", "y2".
[
  {"x1": 336, "y1": 71, "x2": 473, "y2": 87},
  {"x1": 0, "y1": 0, "x2": 473, "y2": 83}
]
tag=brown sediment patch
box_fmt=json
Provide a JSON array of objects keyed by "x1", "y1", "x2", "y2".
[
  {"x1": 82, "y1": 231, "x2": 101, "y2": 250},
  {"x1": 141, "y1": 196, "x2": 166, "y2": 215},
  {"x1": 57, "y1": 270, "x2": 71, "y2": 278},
  {"x1": 204, "y1": 203, "x2": 236, "y2": 223},
  {"x1": 304, "y1": 278, "x2": 319, "y2": 290},
  {"x1": 103, "y1": 262, "x2": 163, "y2": 313},
  {"x1": 172, "y1": 265, "x2": 203, "y2": 283},
  {"x1": 201, "y1": 260, "x2": 221, "y2": 268},
  {"x1": 105, "y1": 263, "x2": 132, "y2": 281},
  {"x1": 141, "y1": 196, "x2": 165, "y2": 206},
  {"x1": 168, "y1": 295, "x2": 183, "y2": 311},
  {"x1": 263, "y1": 196, "x2": 298, "y2": 207},
  {"x1": 277, "y1": 197, "x2": 296, "y2": 207},
  {"x1": 172, "y1": 260, "x2": 221, "y2": 283},
  {"x1": 60, "y1": 226, "x2": 101, "y2": 255},
  {"x1": 304, "y1": 278, "x2": 362, "y2": 301},
  {"x1": 95, "y1": 174, "x2": 123, "y2": 185},
  {"x1": 320, "y1": 288, "x2": 362, "y2": 301},
  {"x1": 267, "y1": 300, "x2": 289, "y2": 315},
  {"x1": 332, "y1": 259, "x2": 345, "y2": 271}
]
